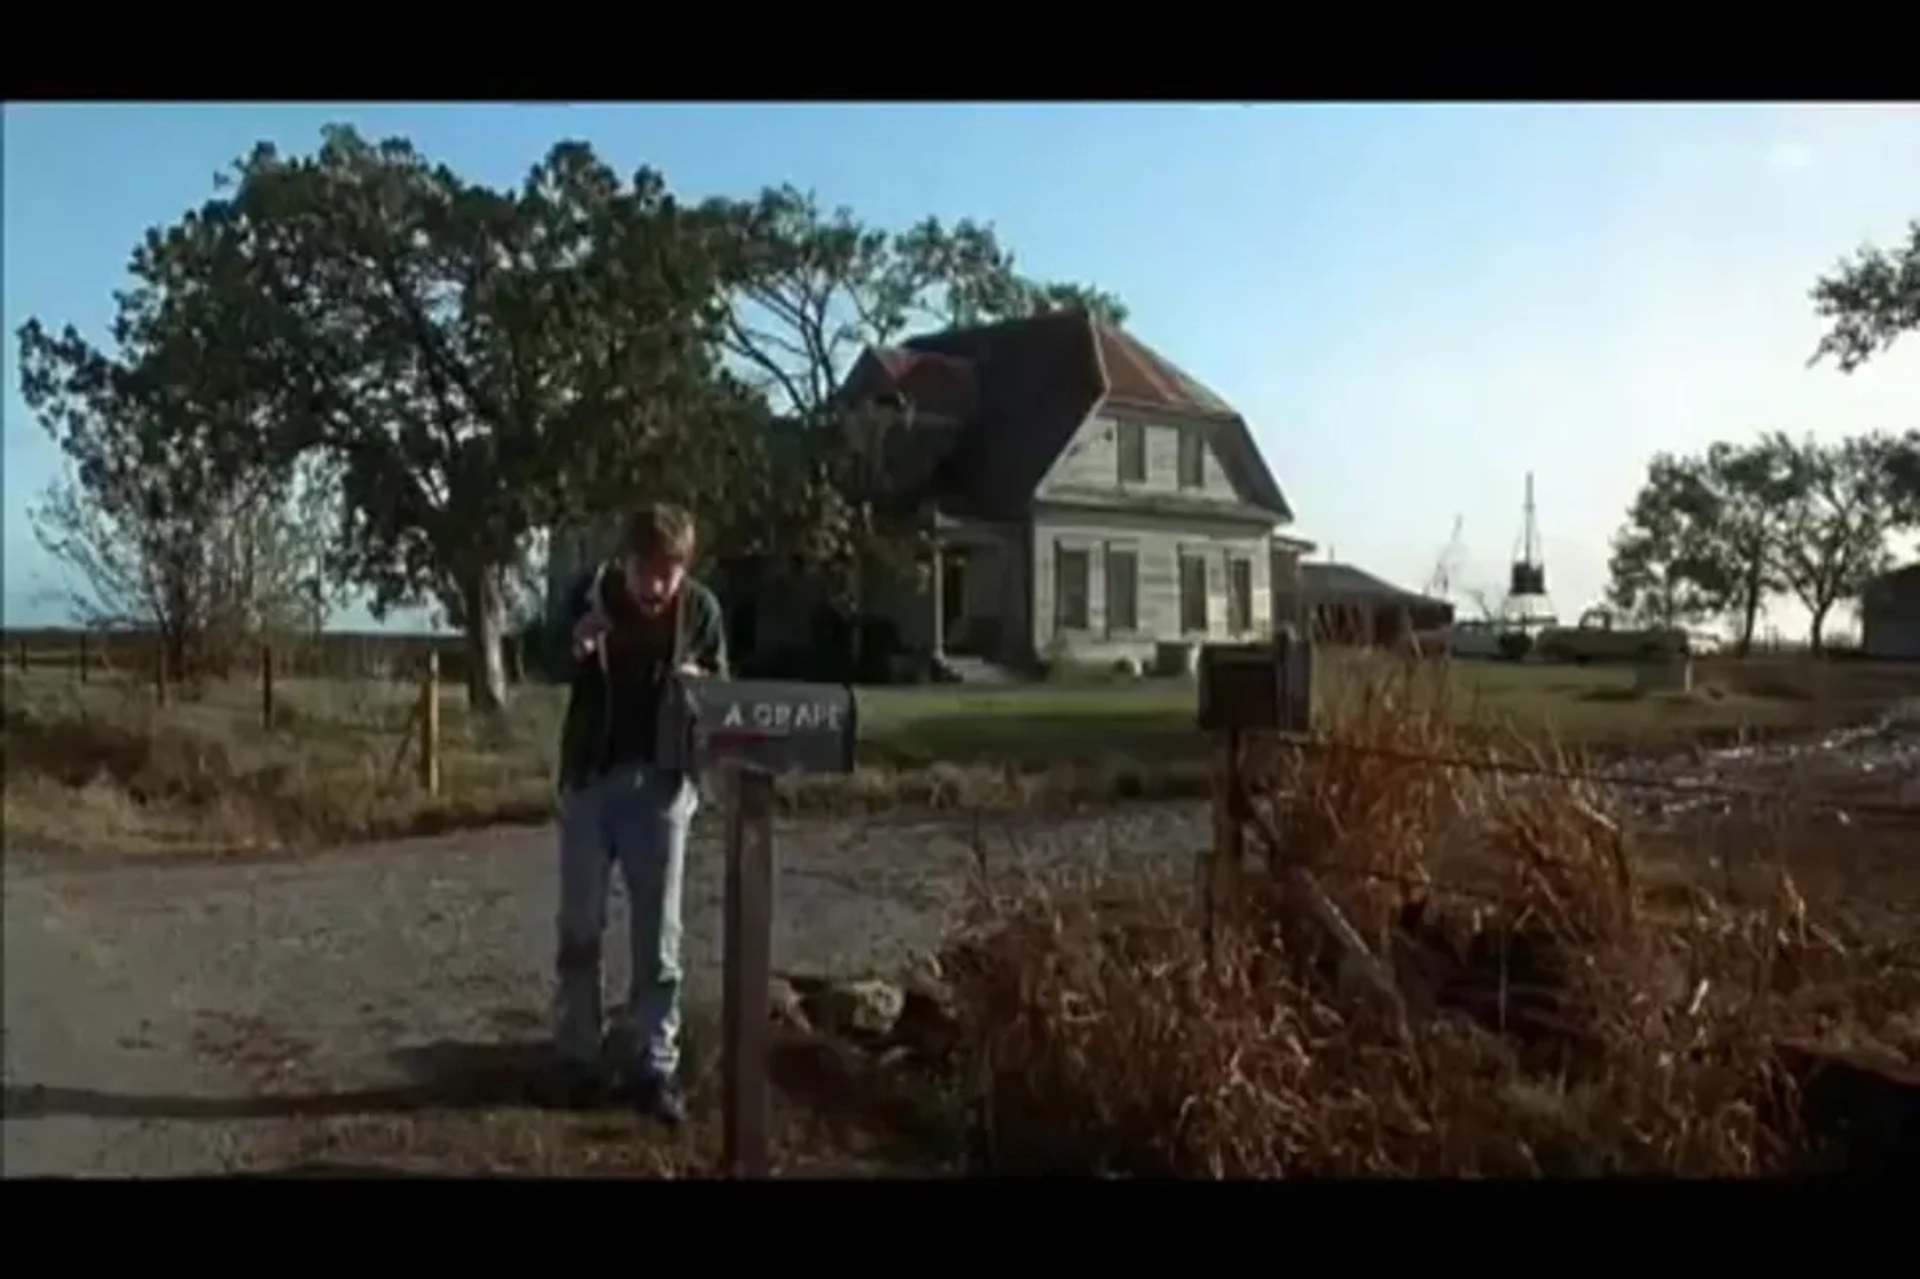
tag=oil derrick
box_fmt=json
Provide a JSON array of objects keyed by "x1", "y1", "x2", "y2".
[
  {"x1": 1426, "y1": 514, "x2": 1465, "y2": 601},
  {"x1": 1503, "y1": 472, "x2": 1557, "y2": 630}
]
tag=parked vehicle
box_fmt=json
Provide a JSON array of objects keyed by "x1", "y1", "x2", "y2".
[
  {"x1": 1535, "y1": 608, "x2": 1688, "y2": 665},
  {"x1": 1446, "y1": 619, "x2": 1506, "y2": 660},
  {"x1": 1685, "y1": 630, "x2": 1724, "y2": 657}
]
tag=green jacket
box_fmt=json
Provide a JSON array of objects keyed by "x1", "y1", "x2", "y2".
[{"x1": 550, "y1": 562, "x2": 729, "y2": 792}]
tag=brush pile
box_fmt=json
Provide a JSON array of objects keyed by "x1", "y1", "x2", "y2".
[{"x1": 936, "y1": 656, "x2": 1920, "y2": 1176}]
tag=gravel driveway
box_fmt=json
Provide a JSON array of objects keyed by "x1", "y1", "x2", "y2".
[
  {"x1": 3, "y1": 803, "x2": 1210, "y2": 1177},
  {"x1": 9, "y1": 707, "x2": 1913, "y2": 1177}
]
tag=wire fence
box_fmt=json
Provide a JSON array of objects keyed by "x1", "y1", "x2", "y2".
[
  {"x1": 6, "y1": 623, "x2": 1917, "y2": 839},
  {"x1": 1269, "y1": 730, "x2": 1920, "y2": 827},
  {"x1": 1167, "y1": 724, "x2": 1920, "y2": 987}
]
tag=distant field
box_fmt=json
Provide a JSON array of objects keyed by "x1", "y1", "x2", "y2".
[
  {"x1": 0, "y1": 626, "x2": 473, "y2": 683},
  {"x1": 4, "y1": 643, "x2": 1917, "y2": 855}
]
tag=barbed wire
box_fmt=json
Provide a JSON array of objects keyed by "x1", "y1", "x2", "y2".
[
  {"x1": 1251, "y1": 730, "x2": 1920, "y2": 826},
  {"x1": 1198, "y1": 732, "x2": 1920, "y2": 929}
]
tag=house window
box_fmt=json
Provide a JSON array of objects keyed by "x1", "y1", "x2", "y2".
[
  {"x1": 1177, "y1": 429, "x2": 1205, "y2": 489},
  {"x1": 1116, "y1": 421, "x2": 1146, "y2": 484},
  {"x1": 1228, "y1": 556, "x2": 1253, "y2": 633},
  {"x1": 1055, "y1": 544, "x2": 1091, "y2": 631},
  {"x1": 1105, "y1": 545, "x2": 1139, "y2": 633},
  {"x1": 1179, "y1": 551, "x2": 1208, "y2": 633}
]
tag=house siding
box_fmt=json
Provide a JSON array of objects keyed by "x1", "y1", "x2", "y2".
[
  {"x1": 1269, "y1": 541, "x2": 1306, "y2": 629},
  {"x1": 1038, "y1": 411, "x2": 1237, "y2": 503},
  {"x1": 1029, "y1": 507, "x2": 1272, "y2": 664},
  {"x1": 1864, "y1": 617, "x2": 1920, "y2": 661}
]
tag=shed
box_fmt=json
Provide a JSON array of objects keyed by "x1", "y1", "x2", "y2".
[
  {"x1": 1861, "y1": 563, "x2": 1920, "y2": 661},
  {"x1": 1274, "y1": 561, "x2": 1455, "y2": 647}
]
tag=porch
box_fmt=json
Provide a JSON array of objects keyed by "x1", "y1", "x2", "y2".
[{"x1": 876, "y1": 513, "x2": 1028, "y2": 668}]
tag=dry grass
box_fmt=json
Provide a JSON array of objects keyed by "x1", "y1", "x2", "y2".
[
  {"x1": 937, "y1": 658, "x2": 1920, "y2": 1177},
  {"x1": 212, "y1": 655, "x2": 1920, "y2": 1178},
  {"x1": 3, "y1": 651, "x2": 1914, "y2": 856}
]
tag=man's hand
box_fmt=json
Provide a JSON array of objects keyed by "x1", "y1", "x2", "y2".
[
  {"x1": 572, "y1": 610, "x2": 611, "y2": 659},
  {"x1": 676, "y1": 662, "x2": 707, "y2": 678}
]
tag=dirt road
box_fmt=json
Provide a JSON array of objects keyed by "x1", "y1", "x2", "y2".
[
  {"x1": 3, "y1": 804, "x2": 1208, "y2": 1177},
  {"x1": 9, "y1": 706, "x2": 1914, "y2": 1176}
]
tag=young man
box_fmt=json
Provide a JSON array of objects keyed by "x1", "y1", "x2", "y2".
[{"x1": 548, "y1": 502, "x2": 728, "y2": 1123}]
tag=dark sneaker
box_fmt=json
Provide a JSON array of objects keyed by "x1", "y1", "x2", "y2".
[
  {"x1": 540, "y1": 1059, "x2": 609, "y2": 1111},
  {"x1": 629, "y1": 1070, "x2": 687, "y2": 1129}
]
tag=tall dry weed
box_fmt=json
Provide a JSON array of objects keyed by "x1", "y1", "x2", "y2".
[{"x1": 941, "y1": 652, "x2": 1890, "y2": 1176}]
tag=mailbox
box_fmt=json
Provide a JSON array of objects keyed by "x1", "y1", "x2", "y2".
[
  {"x1": 663, "y1": 676, "x2": 860, "y2": 1179},
  {"x1": 656, "y1": 676, "x2": 859, "y2": 776},
  {"x1": 1196, "y1": 627, "x2": 1313, "y2": 735}
]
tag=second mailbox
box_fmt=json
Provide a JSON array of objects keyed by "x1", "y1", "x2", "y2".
[
  {"x1": 1196, "y1": 626, "x2": 1314, "y2": 736},
  {"x1": 655, "y1": 676, "x2": 860, "y2": 776}
]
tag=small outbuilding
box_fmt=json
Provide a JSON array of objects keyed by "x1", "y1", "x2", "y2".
[
  {"x1": 1272, "y1": 561, "x2": 1454, "y2": 648},
  {"x1": 1861, "y1": 563, "x2": 1920, "y2": 661}
]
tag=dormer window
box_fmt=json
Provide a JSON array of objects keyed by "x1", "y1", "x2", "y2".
[
  {"x1": 1177, "y1": 429, "x2": 1204, "y2": 489},
  {"x1": 1117, "y1": 421, "x2": 1145, "y2": 483}
]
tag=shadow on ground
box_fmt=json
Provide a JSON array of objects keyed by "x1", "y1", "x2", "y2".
[
  {"x1": 3, "y1": 1011, "x2": 963, "y2": 1175},
  {"x1": 2, "y1": 1038, "x2": 567, "y2": 1124}
]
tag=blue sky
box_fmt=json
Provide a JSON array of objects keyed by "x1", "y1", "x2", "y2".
[{"x1": 4, "y1": 103, "x2": 1917, "y2": 636}]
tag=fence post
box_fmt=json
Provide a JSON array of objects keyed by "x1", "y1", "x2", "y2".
[
  {"x1": 1205, "y1": 730, "x2": 1245, "y2": 967},
  {"x1": 153, "y1": 643, "x2": 169, "y2": 707},
  {"x1": 722, "y1": 764, "x2": 776, "y2": 1178},
  {"x1": 419, "y1": 651, "x2": 441, "y2": 796},
  {"x1": 260, "y1": 643, "x2": 277, "y2": 730},
  {"x1": 14, "y1": 641, "x2": 26, "y2": 672},
  {"x1": 78, "y1": 634, "x2": 90, "y2": 683}
]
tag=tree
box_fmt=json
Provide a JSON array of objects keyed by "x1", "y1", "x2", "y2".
[
  {"x1": 697, "y1": 185, "x2": 1128, "y2": 647},
  {"x1": 135, "y1": 126, "x2": 751, "y2": 713},
  {"x1": 1859, "y1": 427, "x2": 1920, "y2": 534},
  {"x1": 16, "y1": 254, "x2": 329, "y2": 680},
  {"x1": 702, "y1": 185, "x2": 1127, "y2": 424},
  {"x1": 1809, "y1": 219, "x2": 1919, "y2": 373},
  {"x1": 1604, "y1": 452, "x2": 1729, "y2": 630},
  {"x1": 1703, "y1": 439, "x2": 1801, "y2": 654},
  {"x1": 1769, "y1": 432, "x2": 1903, "y2": 650},
  {"x1": 1605, "y1": 442, "x2": 1797, "y2": 653},
  {"x1": 1809, "y1": 222, "x2": 1920, "y2": 549}
]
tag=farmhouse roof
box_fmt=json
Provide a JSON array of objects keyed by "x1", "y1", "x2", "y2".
[
  {"x1": 1298, "y1": 562, "x2": 1449, "y2": 609},
  {"x1": 845, "y1": 310, "x2": 1290, "y2": 521},
  {"x1": 1864, "y1": 561, "x2": 1920, "y2": 612}
]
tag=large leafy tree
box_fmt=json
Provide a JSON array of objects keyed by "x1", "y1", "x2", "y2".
[
  {"x1": 114, "y1": 126, "x2": 752, "y2": 712},
  {"x1": 1702, "y1": 439, "x2": 1800, "y2": 653},
  {"x1": 16, "y1": 213, "x2": 332, "y2": 680},
  {"x1": 1887, "y1": 430, "x2": 1920, "y2": 528},
  {"x1": 1605, "y1": 441, "x2": 1797, "y2": 653},
  {"x1": 696, "y1": 184, "x2": 1127, "y2": 633},
  {"x1": 1604, "y1": 452, "x2": 1729, "y2": 630},
  {"x1": 1810, "y1": 218, "x2": 1919, "y2": 374},
  {"x1": 702, "y1": 185, "x2": 1127, "y2": 424},
  {"x1": 1766, "y1": 431, "x2": 1904, "y2": 650},
  {"x1": 1809, "y1": 222, "x2": 1920, "y2": 560}
]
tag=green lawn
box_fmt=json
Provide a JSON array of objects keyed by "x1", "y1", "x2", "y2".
[
  {"x1": 3, "y1": 652, "x2": 1908, "y2": 853},
  {"x1": 851, "y1": 656, "x2": 1853, "y2": 768}
]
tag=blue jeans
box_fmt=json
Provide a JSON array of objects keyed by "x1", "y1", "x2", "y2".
[{"x1": 552, "y1": 766, "x2": 697, "y2": 1077}]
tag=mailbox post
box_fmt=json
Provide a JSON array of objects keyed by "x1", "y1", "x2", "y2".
[
  {"x1": 721, "y1": 763, "x2": 775, "y2": 1179},
  {"x1": 1194, "y1": 627, "x2": 1314, "y2": 959},
  {"x1": 655, "y1": 675, "x2": 859, "y2": 1178}
]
